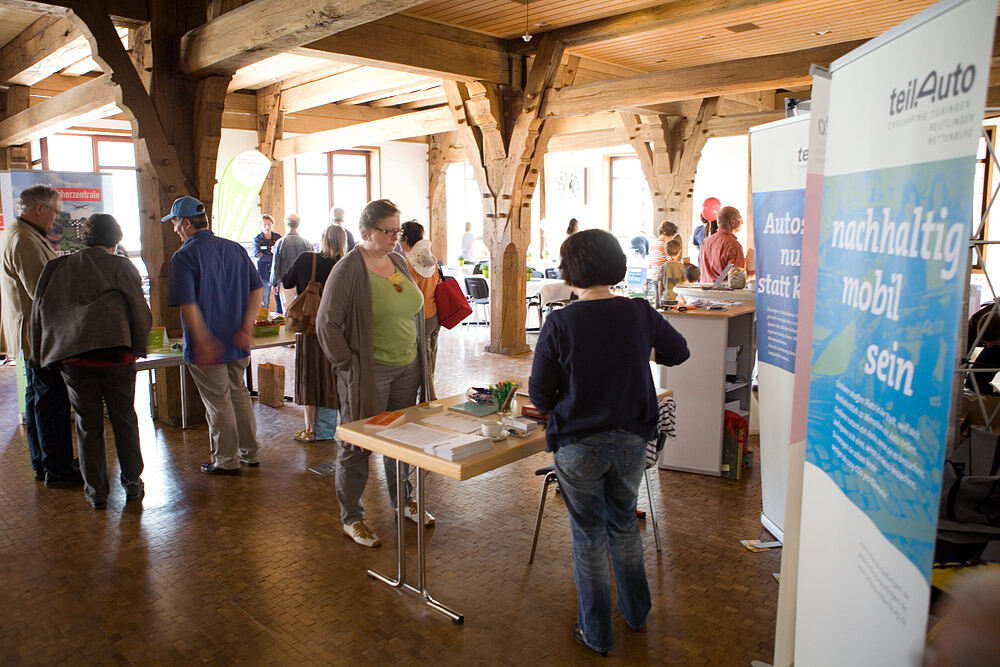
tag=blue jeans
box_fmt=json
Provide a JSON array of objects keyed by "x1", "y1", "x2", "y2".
[
  {"x1": 554, "y1": 429, "x2": 651, "y2": 652},
  {"x1": 24, "y1": 365, "x2": 74, "y2": 475}
]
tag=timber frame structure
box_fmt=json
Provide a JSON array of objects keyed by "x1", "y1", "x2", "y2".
[{"x1": 3, "y1": 0, "x2": 1000, "y2": 363}]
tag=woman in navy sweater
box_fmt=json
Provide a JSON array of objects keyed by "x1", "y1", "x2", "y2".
[{"x1": 529, "y1": 229, "x2": 689, "y2": 656}]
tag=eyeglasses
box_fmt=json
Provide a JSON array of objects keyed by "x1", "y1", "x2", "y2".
[{"x1": 374, "y1": 228, "x2": 400, "y2": 237}]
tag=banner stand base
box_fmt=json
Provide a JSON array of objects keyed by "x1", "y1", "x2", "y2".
[{"x1": 761, "y1": 513, "x2": 784, "y2": 544}]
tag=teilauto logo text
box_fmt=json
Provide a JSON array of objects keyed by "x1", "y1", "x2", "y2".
[{"x1": 889, "y1": 63, "x2": 975, "y2": 115}]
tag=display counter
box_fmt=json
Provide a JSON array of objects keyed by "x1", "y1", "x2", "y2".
[{"x1": 657, "y1": 304, "x2": 755, "y2": 476}]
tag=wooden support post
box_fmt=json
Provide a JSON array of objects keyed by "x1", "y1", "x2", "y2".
[
  {"x1": 443, "y1": 33, "x2": 565, "y2": 355},
  {"x1": 427, "y1": 131, "x2": 453, "y2": 263},
  {"x1": 662, "y1": 97, "x2": 718, "y2": 242},
  {"x1": 67, "y1": 0, "x2": 224, "y2": 427},
  {"x1": 1, "y1": 86, "x2": 31, "y2": 170},
  {"x1": 256, "y1": 85, "x2": 284, "y2": 232}
]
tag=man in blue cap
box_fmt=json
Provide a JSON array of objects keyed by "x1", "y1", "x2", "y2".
[{"x1": 163, "y1": 196, "x2": 262, "y2": 474}]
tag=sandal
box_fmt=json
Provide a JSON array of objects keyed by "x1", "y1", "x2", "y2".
[{"x1": 294, "y1": 429, "x2": 315, "y2": 442}]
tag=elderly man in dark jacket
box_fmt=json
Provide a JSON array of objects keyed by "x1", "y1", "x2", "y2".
[{"x1": 31, "y1": 213, "x2": 152, "y2": 509}]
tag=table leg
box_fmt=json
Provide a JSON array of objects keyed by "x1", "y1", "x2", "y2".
[
  {"x1": 365, "y1": 463, "x2": 463, "y2": 624},
  {"x1": 366, "y1": 459, "x2": 408, "y2": 588},
  {"x1": 414, "y1": 468, "x2": 464, "y2": 624},
  {"x1": 180, "y1": 365, "x2": 188, "y2": 430}
]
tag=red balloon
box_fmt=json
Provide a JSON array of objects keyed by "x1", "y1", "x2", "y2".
[{"x1": 701, "y1": 197, "x2": 721, "y2": 222}]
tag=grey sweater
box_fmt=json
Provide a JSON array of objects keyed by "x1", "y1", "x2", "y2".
[
  {"x1": 31, "y1": 247, "x2": 152, "y2": 368},
  {"x1": 316, "y1": 247, "x2": 429, "y2": 422}
]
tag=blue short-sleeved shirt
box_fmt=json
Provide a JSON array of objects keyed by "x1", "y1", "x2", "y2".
[{"x1": 167, "y1": 229, "x2": 263, "y2": 364}]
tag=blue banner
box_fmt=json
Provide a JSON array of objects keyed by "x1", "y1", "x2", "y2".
[
  {"x1": 806, "y1": 157, "x2": 972, "y2": 576},
  {"x1": 753, "y1": 189, "x2": 805, "y2": 372}
]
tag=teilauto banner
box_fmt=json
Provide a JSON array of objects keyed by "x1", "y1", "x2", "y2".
[
  {"x1": 749, "y1": 115, "x2": 810, "y2": 541},
  {"x1": 794, "y1": 0, "x2": 995, "y2": 664}
]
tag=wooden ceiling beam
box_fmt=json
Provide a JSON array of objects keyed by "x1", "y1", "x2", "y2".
[
  {"x1": 0, "y1": 15, "x2": 92, "y2": 86},
  {"x1": 707, "y1": 110, "x2": 787, "y2": 137},
  {"x1": 280, "y1": 67, "x2": 431, "y2": 113},
  {"x1": 0, "y1": 0, "x2": 147, "y2": 24},
  {"x1": 298, "y1": 14, "x2": 509, "y2": 83},
  {"x1": 510, "y1": 0, "x2": 790, "y2": 54},
  {"x1": 228, "y1": 54, "x2": 354, "y2": 92},
  {"x1": 180, "y1": 0, "x2": 428, "y2": 75},
  {"x1": 543, "y1": 40, "x2": 866, "y2": 118},
  {"x1": 369, "y1": 86, "x2": 444, "y2": 108},
  {"x1": 336, "y1": 77, "x2": 440, "y2": 105},
  {"x1": 273, "y1": 105, "x2": 453, "y2": 159},
  {"x1": 0, "y1": 73, "x2": 118, "y2": 146}
]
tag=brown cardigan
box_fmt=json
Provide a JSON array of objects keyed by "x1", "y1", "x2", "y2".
[{"x1": 316, "y1": 247, "x2": 429, "y2": 423}]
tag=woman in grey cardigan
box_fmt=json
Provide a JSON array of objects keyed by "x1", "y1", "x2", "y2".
[
  {"x1": 31, "y1": 213, "x2": 152, "y2": 509},
  {"x1": 316, "y1": 199, "x2": 431, "y2": 548}
]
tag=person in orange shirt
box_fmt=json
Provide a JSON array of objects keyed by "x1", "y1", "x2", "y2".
[
  {"x1": 399, "y1": 220, "x2": 442, "y2": 399},
  {"x1": 698, "y1": 206, "x2": 745, "y2": 282}
]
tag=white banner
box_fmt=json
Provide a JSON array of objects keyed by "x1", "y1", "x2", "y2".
[
  {"x1": 750, "y1": 116, "x2": 810, "y2": 541},
  {"x1": 794, "y1": 0, "x2": 995, "y2": 664}
]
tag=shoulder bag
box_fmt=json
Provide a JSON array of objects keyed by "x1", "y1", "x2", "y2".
[{"x1": 285, "y1": 254, "x2": 323, "y2": 335}]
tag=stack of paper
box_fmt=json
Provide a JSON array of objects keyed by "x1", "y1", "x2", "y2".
[{"x1": 378, "y1": 423, "x2": 493, "y2": 461}]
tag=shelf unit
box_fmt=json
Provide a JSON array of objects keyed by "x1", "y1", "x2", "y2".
[{"x1": 657, "y1": 304, "x2": 755, "y2": 476}]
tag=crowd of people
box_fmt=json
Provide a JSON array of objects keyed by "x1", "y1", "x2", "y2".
[{"x1": 2, "y1": 186, "x2": 743, "y2": 656}]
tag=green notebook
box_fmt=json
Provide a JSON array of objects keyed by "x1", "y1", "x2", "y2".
[{"x1": 448, "y1": 401, "x2": 497, "y2": 417}]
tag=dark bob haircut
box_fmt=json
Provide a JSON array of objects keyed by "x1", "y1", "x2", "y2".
[
  {"x1": 400, "y1": 219, "x2": 424, "y2": 247},
  {"x1": 80, "y1": 213, "x2": 123, "y2": 248},
  {"x1": 559, "y1": 228, "x2": 626, "y2": 288}
]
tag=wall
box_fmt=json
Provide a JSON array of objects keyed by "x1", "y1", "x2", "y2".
[
  {"x1": 375, "y1": 140, "x2": 428, "y2": 225},
  {"x1": 691, "y1": 135, "x2": 750, "y2": 256}
]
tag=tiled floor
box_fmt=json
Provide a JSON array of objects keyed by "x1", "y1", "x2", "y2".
[{"x1": 0, "y1": 325, "x2": 780, "y2": 666}]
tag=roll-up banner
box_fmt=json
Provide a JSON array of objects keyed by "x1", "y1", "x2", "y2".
[
  {"x1": 749, "y1": 115, "x2": 810, "y2": 542},
  {"x1": 795, "y1": 0, "x2": 995, "y2": 664},
  {"x1": 214, "y1": 150, "x2": 271, "y2": 242},
  {"x1": 772, "y1": 66, "x2": 831, "y2": 667}
]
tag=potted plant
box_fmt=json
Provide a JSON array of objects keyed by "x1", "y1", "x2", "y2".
[{"x1": 457, "y1": 255, "x2": 465, "y2": 266}]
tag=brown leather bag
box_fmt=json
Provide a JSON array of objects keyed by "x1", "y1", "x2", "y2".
[{"x1": 284, "y1": 254, "x2": 322, "y2": 335}]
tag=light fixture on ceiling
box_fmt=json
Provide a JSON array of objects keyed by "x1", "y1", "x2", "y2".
[
  {"x1": 522, "y1": 0, "x2": 533, "y2": 42},
  {"x1": 698, "y1": 34, "x2": 715, "y2": 39},
  {"x1": 813, "y1": 29, "x2": 831, "y2": 36}
]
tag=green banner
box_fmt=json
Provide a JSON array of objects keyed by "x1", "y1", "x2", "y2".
[{"x1": 214, "y1": 150, "x2": 271, "y2": 241}]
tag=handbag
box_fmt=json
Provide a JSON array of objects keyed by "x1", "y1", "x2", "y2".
[
  {"x1": 285, "y1": 254, "x2": 323, "y2": 335},
  {"x1": 435, "y1": 276, "x2": 472, "y2": 329}
]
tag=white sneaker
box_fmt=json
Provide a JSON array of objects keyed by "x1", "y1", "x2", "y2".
[
  {"x1": 343, "y1": 521, "x2": 381, "y2": 547},
  {"x1": 401, "y1": 500, "x2": 435, "y2": 526}
]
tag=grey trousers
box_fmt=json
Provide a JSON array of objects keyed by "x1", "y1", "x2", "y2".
[
  {"x1": 60, "y1": 363, "x2": 143, "y2": 506},
  {"x1": 187, "y1": 356, "x2": 259, "y2": 469},
  {"x1": 424, "y1": 313, "x2": 440, "y2": 401},
  {"x1": 336, "y1": 358, "x2": 420, "y2": 525}
]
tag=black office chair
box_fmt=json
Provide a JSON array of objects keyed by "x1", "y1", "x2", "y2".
[
  {"x1": 530, "y1": 271, "x2": 544, "y2": 279},
  {"x1": 464, "y1": 276, "x2": 490, "y2": 325},
  {"x1": 544, "y1": 268, "x2": 560, "y2": 280}
]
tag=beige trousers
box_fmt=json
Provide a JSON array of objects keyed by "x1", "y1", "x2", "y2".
[{"x1": 187, "y1": 356, "x2": 259, "y2": 469}]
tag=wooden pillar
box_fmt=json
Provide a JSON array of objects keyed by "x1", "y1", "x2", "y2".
[
  {"x1": 443, "y1": 34, "x2": 565, "y2": 354},
  {"x1": 1, "y1": 86, "x2": 31, "y2": 171},
  {"x1": 621, "y1": 99, "x2": 717, "y2": 243},
  {"x1": 427, "y1": 131, "x2": 452, "y2": 262},
  {"x1": 256, "y1": 85, "x2": 284, "y2": 233},
  {"x1": 69, "y1": 0, "x2": 232, "y2": 426}
]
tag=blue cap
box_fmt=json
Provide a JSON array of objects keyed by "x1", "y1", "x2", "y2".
[{"x1": 161, "y1": 196, "x2": 205, "y2": 222}]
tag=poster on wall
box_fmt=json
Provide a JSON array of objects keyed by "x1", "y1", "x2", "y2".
[
  {"x1": 749, "y1": 115, "x2": 810, "y2": 541},
  {"x1": 0, "y1": 170, "x2": 113, "y2": 254},
  {"x1": 794, "y1": 0, "x2": 995, "y2": 664}
]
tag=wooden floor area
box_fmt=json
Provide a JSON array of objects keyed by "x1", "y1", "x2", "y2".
[{"x1": 0, "y1": 325, "x2": 780, "y2": 666}]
